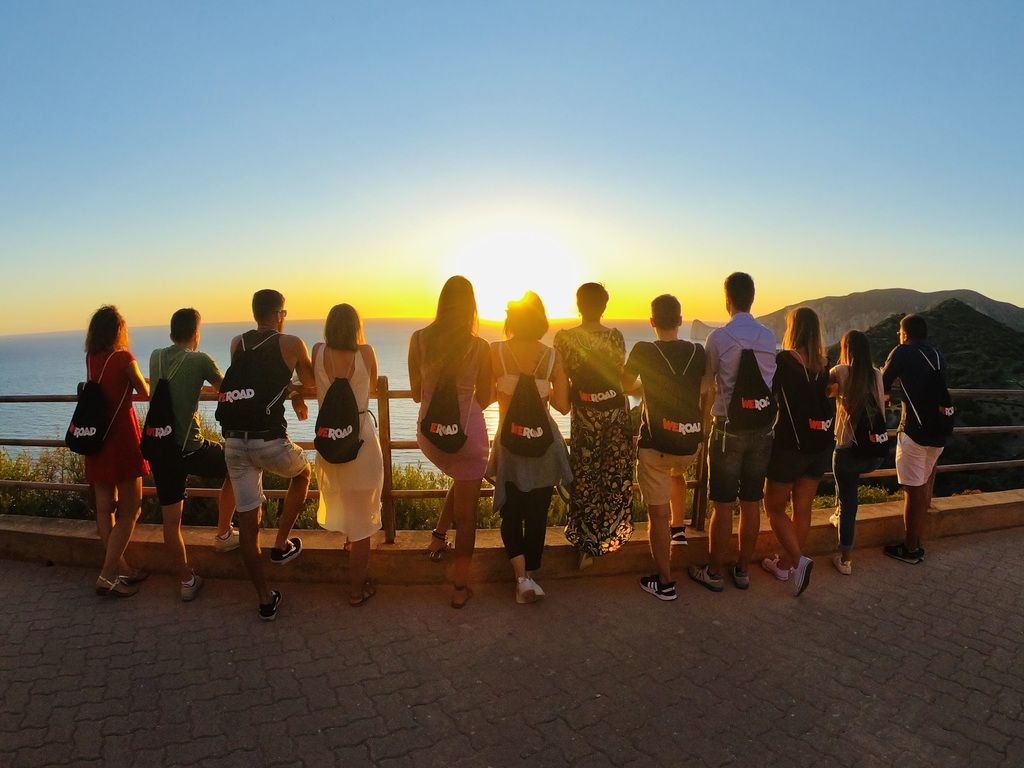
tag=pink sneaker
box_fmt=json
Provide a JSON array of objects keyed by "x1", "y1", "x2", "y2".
[{"x1": 760, "y1": 555, "x2": 790, "y2": 582}]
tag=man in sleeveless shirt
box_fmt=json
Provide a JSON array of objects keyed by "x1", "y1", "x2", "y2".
[{"x1": 222, "y1": 289, "x2": 315, "y2": 620}]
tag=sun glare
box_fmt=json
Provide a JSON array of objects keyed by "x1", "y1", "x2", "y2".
[{"x1": 444, "y1": 228, "x2": 585, "y2": 321}]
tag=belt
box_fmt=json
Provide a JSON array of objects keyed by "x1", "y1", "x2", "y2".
[{"x1": 223, "y1": 429, "x2": 286, "y2": 441}]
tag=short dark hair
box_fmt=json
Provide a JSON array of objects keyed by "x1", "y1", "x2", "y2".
[
  {"x1": 651, "y1": 294, "x2": 682, "y2": 330},
  {"x1": 724, "y1": 272, "x2": 755, "y2": 313},
  {"x1": 252, "y1": 289, "x2": 285, "y2": 322},
  {"x1": 576, "y1": 283, "x2": 609, "y2": 321},
  {"x1": 901, "y1": 313, "x2": 928, "y2": 340},
  {"x1": 324, "y1": 304, "x2": 363, "y2": 351},
  {"x1": 504, "y1": 291, "x2": 549, "y2": 341},
  {"x1": 170, "y1": 308, "x2": 201, "y2": 343}
]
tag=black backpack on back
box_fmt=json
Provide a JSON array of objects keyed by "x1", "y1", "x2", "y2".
[
  {"x1": 66, "y1": 353, "x2": 127, "y2": 456},
  {"x1": 500, "y1": 346, "x2": 555, "y2": 458},
  {"x1": 851, "y1": 393, "x2": 891, "y2": 459},
  {"x1": 141, "y1": 350, "x2": 187, "y2": 464},
  {"x1": 419, "y1": 340, "x2": 471, "y2": 454},
  {"x1": 215, "y1": 332, "x2": 289, "y2": 430},
  {"x1": 727, "y1": 347, "x2": 776, "y2": 430},
  {"x1": 569, "y1": 334, "x2": 625, "y2": 412},
  {"x1": 314, "y1": 351, "x2": 364, "y2": 464},
  {"x1": 644, "y1": 342, "x2": 704, "y2": 456},
  {"x1": 777, "y1": 354, "x2": 835, "y2": 454},
  {"x1": 904, "y1": 348, "x2": 955, "y2": 441}
]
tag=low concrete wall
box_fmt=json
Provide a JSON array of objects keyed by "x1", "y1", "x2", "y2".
[{"x1": 2, "y1": 489, "x2": 1023, "y2": 585}]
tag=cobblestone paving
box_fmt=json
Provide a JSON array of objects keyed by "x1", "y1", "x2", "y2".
[{"x1": 2, "y1": 528, "x2": 1023, "y2": 768}]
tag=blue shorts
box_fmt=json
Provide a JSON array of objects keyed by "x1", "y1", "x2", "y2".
[{"x1": 707, "y1": 422, "x2": 773, "y2": 504}]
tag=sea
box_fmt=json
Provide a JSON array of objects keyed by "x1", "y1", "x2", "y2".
[{"x1": 0, "y1": 319, "x2": 703, "y2": 467}]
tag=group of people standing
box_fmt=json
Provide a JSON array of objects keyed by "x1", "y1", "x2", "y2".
[{"x1": 75, "y1": 272, "x2": 952, "y2": 618}]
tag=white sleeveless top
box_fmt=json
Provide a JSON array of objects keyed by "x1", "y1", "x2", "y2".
[{"x1": 495, "y1": 342, "x2": 554, "y2": 398}]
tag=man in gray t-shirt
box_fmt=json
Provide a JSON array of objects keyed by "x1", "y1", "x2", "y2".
[{"x1": 147, "y1": 308, "x2": 238, "y2": 601}]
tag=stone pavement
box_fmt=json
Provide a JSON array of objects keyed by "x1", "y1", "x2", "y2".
[{"x1": 1, "y1": 528, "x2": 1022, "y2": 768}]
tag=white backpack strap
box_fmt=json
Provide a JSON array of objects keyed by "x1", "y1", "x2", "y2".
[
  {"x1": 250, "y1": 331, "x2": 279, "y2": 350},
  {"x1": 917, "y1": 349, "x2": 939, "y2": 371},
  {"x1": 165, "y1": 350, "x2": 188, "y2": 381},
  {"x1": 543, "y1": 347, "x2": 555, "y2": 380},
  {"x1": 652, "y1": 342, "x2": 677, "y2": 376}
]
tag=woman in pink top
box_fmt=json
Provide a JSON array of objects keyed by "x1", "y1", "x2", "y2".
[{"x1": 408, "y1": 276, "x2": 493, "y2": 608}]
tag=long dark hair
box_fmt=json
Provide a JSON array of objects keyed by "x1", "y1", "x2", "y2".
[
  {"x1": 85, "y1": 305, "x2": 129, "y2": 355},
  {"x1": 839, "y1": 330, "x2": 878, "y2": 419},
  {"x1": 783, "y1": 307, "x2": 827, "y2": 374},
  {"x1": 422, "y1": 276, "x2": 478, "y2": 368}
]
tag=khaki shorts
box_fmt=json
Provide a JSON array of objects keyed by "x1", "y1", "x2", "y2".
[
  {"x1": 225, "y1": 437, "x2": 309, "y2": 512},
  {"x1": 895, "y1": 432, "x2": 943, "y2": 488},
  {"x1": 636, "y1": 448, "x2": 697, "y2": 507}
]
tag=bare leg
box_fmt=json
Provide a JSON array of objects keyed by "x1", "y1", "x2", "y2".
[
  {"x1": 93, "y1": 482, "x2": 115, "y2": 548},
  {"x1": 348, "y1": 536, "x2": 371, "y2": 602},
  {"x1": 274, "y1": 465, "x2": 311, "y2": 549},
  {"x1": 764, "y1": 480, "x2": 800, "y2": 570},
  {"x1": 647, "y1": 503, "x2": 672, "y2": 583},
  {"x1": 161, "y1": 502, "x2": 193, "y2": 581},
  {"x1": 903, "y1": 468, "x2": 935, "y2": 550},
  {"x1": 791, "y1": 475, "x2": 821, "y2": 552},
  {"x1": 98, "y1": 478, "x2": 142, "y2": 582},
  {"x1": 216, "y1": 477, "x2": 236, "y2": 537},
  {"x1": 708, "y1": 501, "x2": 734, "y2": 575},
  {"x1": 451, "y1": 478, "x2": 481, "y2": 601},
  {"x1": 737, "y1": 499, "x2": 761, "y2": 571},
  {"x1": 510, "y1": 554, "x2": 527, "y2": 580},
  {"x1": 669, "y1": 475, "x2": 687, "y2": 529},
  {"x1": 429, "y1": 486, "x2": 456, "y2": 555},
  {"x1": 237, "y1": 506, "x2": 271, "y2": 604}
]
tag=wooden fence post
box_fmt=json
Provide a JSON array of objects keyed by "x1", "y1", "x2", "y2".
[{"x1": 377, "y1": 375, "x2": 396, "y2": 544}]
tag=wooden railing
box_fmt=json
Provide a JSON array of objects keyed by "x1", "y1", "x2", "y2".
[{"x1": 2, "y1": 382, "x2": 1024, "y2": 540}]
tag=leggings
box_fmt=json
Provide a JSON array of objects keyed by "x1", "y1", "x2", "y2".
[
  {"x1": 832, "y1": 447, "x2": 884, "y2": 550},
  {"x1": 500, "y1": 483, "x2": 553, "y2": 572}
]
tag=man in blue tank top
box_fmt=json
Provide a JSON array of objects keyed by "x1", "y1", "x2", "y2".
[{"x1": 221, "y1": 289, "x2": 315, "y2": 620}]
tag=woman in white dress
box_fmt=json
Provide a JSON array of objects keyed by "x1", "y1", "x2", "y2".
[{"x1": 312, "y1": 304, "x2": 384, "y2": 606}]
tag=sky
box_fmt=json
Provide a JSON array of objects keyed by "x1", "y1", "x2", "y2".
[{"x1": 1, "y1": 1, "x2": 1022, "y2": 334}]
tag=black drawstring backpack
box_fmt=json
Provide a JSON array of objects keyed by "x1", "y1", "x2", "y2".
[
  {"x1": 644, "y1": 342, "x2": 703, "y2": 456},
  {"x1": 419, "y1": 338, "x2": 471, "y2": 454},
  {"x1": 314, "y1": 350, "x2": 365, "y2": 464},
  {"x1": 726, "y1": 338, "x2": 776, "y2": 431},
  {"x1": 141, "y1": 350, "x2": 188, "y2": 464},
  {"x1": 777, "y1": 354, "x2": 835, "y2": 454},
  {"x1": 215, "y1": 332, "x2": 289, "y2": 429},
  {"x1": 569, "y1": 333, "x2": 625, "y2": 411},
  {"x1": 851, "y1": 392, "x2": 891, "y2": 459},
  {"x1": 500, "y1": 345, "x2": 555, "y2": 458},
  {"x1": 66, "y1": 352, "x2": 128, "y2": 456},
  {"x1": 903, "y1": 348, "x2": 955, "y2": 441}
]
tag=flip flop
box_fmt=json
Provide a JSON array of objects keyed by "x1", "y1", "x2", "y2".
[
  {"x1": 348, "y1": 579, "x2": 377, "y2": 607},
  {"x1": 450, "y1": 585, "x2": 473, "y2": 609}
]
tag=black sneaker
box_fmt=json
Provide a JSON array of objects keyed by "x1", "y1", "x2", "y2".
[
  {"x1": 270, "y1": 537, "x2": 303, "y2": 565},
  {"x1": 670, "y1": 527, "x2": 688, "y2": 546},
  {"x1": 640, "y1": 575, "x2": 678, "y2": 601},
  {"x1": 259, "y1": 590, "x2": 282, "y2": 621},
  {"x1": 883, "y1": 543, "x2": 924, "y2": 564}
]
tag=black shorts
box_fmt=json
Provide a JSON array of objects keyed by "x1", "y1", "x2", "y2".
[
  {"x1": 765, "y1": 444, "x2": 831, "y2": 484},
  {"x1": 150, "y1": 440, "x2": 228, "y2": 506}
]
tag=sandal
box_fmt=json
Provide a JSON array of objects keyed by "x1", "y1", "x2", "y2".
[
  {"x1": 427, "y1": 530, "x2": 451, "y2": 562},
  {"x1": 450, "y1": 585, "x2": 473, "y2": 609},
  {"x1": 96, "y1": 575, "x2": 138, "y2": 598},
  {"x1": 348, "y1": 579, "x2": 377, "y2": 607}
]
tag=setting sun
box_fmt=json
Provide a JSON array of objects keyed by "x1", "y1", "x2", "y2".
[{"x1": 443, "y1": 227, "x2": 585, "y2": 321}]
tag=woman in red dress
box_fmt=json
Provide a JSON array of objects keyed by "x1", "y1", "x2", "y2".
[{"x1": 84, "y1": 306, "x2": 150, "y2": 597}]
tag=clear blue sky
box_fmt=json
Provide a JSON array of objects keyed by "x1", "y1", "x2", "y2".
[{"x1": 2, "y1": 2, "x2": 1022, "y2": 333}]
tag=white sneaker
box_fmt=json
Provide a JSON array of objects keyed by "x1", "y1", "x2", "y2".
[
  {"x1": 527, "y1": 577, "x2": 545, "y2": 599},
  {"x1": 791, "y1": 556, "x2": 813, "y2": 597},
  {"x1": 214, "y1": 528, "x2": 239, "y2": 553},
  {"x1": 760, "y1": 555, "x2": 790, "y2": 582},
  {"x1": 833, "y1": 554, "x2": 852, "y2": 575},
  {"x1": 828, "y1": 511, "x2": 840, "y2": 529},
  {"x1": 180, "y1": 573, "x2": 203, "y2": 602},
  {"x1": 516, "y1": 577, "x2": 537, "y2": 604}
]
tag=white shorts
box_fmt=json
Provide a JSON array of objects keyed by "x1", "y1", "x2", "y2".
[
  {"x1": 225, "y1": 437, "x2": 309, "y2": 512},
  {"x1": 636, "y1": 448, "x2": 697, "y2": 507},
  {"x1": 895, "y1": 432, "x2": 943, "y2": 488}
]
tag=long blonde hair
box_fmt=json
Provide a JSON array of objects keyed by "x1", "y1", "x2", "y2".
[{"x1": 782, "y1": 307, "x2": 827, "y2": 374}]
